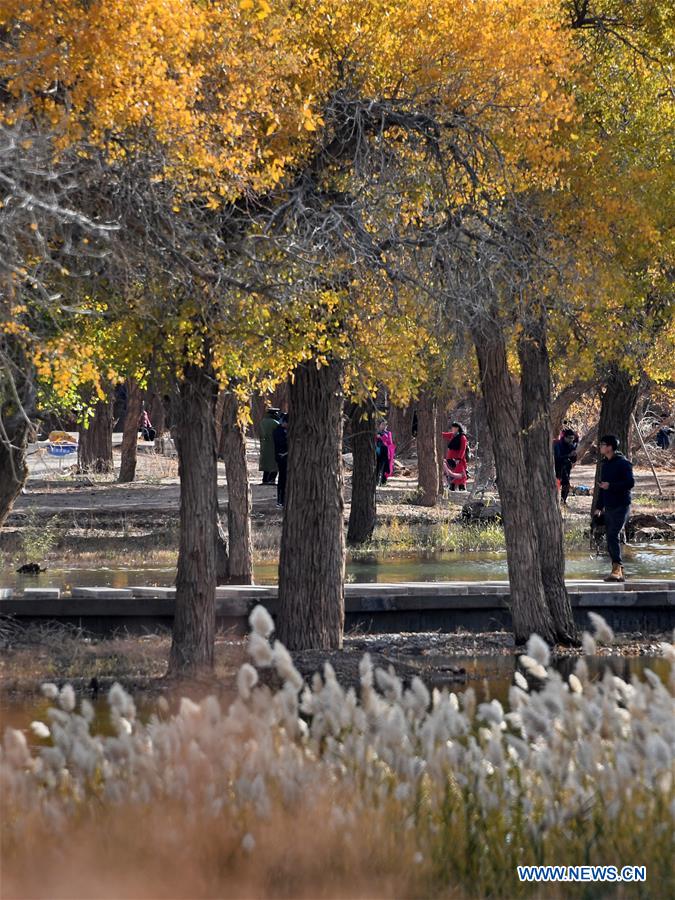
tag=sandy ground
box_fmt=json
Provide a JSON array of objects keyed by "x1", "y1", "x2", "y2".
[{"x1": 12, "y1": 438, "x2": 675, "y2": 523}]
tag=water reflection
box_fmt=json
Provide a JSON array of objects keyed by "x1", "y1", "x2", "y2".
[
  {"x1": 1, "y1": 654, "x2": 667, "y2": 735},
  {"x1": 458, "y1": 653, "x2": 670, "y2": 706},
  {"x1": 2, "y1": 545, "x2": 674, "y2": 591}
]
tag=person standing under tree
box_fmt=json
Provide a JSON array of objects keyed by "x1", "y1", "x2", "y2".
[
  {"x1": 375, "y1": 421, "x2": 396, "y2": 485},
  {"x1": 594, "y1": 434, "x2": 635, "y2": 583},
  {"x1": 553, "y1": 427, "x2": 578, "y2": 504},
  {"x1": 442, "y1": 422, "x2": 468, "y2": 491},
  {"x1": 273, "y1": 414, "x2": 289, "y2": 508},
  {"x1": 258, "y1": 407, "x2": 280, "y2": 485}
]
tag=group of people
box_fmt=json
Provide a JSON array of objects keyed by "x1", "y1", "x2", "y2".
[
  {"x1": 378, "y1": 419, "x2": 469, "y2": 491},
  {"x1": 258, "y1": 408, "x2": 289, "y2": 508},
  {"x1": 258, "y1": 403, "x2": 641, "y2": 583},
  {"x1": 259, "y1": 413, "x2": 470, "y2": 497}
]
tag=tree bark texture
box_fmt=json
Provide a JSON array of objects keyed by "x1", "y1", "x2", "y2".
[
  {"x1": 416, "y1": 391, "x2": 440, "y2": 506},
  {"x1": 518, "y1": 324, "x2": 577, "y2": 644},
  {"x1": 472, "y1": 323, "x2": 556, "y2": 644},
  {"x1": 0, "y1": 418, "x2": 29, "y2": 528},
  {"x1": 436, "y1": 404, "x2": 447, "y2": 494},
  {"x1": 473, "y1": 394, "x2": 495, "y2": 486},
  {"x1": 220, "y1": 391, "x2": 253, "y2": 584},
  {"x1": 168, "y1": 362, "x2": 219, "y2": 675},
  {"x1": 0, "y1": 341, "x2": 35, "y2": 526},
  {"x1": 577, "y1": 423, "x2": 599, "y2": 464},
  {"x1": 149, "y1": 388, "x2": 167, "y2": 438},
  {"x1": 591, "y1": 366, "x2": 641, "y2": 513},
  {"x1": 215, "y1": 390, "x2": 227, "y2": 459},
  {"x1": 387, "y1": 403, "x2": 415, "y2": 457},
  {"x1": 78, "y1": 397, "x2": 114, "y2": 474},
  {"x1": 118, "y1": 378, "x2": 142, "y2": 483},
  {"x1": 347, "y1": 402, "x2": 377, "y2": 545},
  {"x1": 550, "y1": 378, "x2": 596, "y2": 437},
  {"x1": 277, "y1": 358, "x2": 345, "y2": 650}
]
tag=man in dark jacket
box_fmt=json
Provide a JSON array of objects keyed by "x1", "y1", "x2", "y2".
[
  {"x1": 273, "y1": 414, "x2": 288, "y2": 508},
  {"x1": 594, "y1": 434, "x2": 635, "y2": 582},
  {"x1": 553, "y1": 428, "x2": 578, "y2": 504}
]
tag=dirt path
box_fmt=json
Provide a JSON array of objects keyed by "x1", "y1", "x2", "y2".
[{"x1": 13, "y1": 455, "x2": 675, "y2": 523}]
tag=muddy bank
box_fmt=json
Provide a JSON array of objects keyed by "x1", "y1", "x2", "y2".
[{"x1": 1, "y1": 624, "x2": 670, "y2": 703}]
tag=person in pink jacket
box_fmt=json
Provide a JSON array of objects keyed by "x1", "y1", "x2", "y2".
[
  {"x1": 442, "y1": 421, "x2": 468, "y2": 491},
  {"x1": 376, "y1": 422, "x2": 396, "y2": 485}
]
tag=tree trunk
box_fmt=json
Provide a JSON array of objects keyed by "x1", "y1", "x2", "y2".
[
  {"x1": 220, "y1": 391, "x2": 253, "y2": 584},
  {"x1": 591, "y1": 366, "x2": 641, "y2": 513},
  {"x1": 168, "y1": 362, "x2": 219, "y2": 676},
  {"x1": 388, "y1": 403, "x2": 415, "y2": 457},
  {"x1": 118, "y1": 378, "x2": 142, "y2": 483},
  {"x1": 271, "y1": 382, "x2": 289, "y2": 415},
  {"x1": 436, "y1": 404, "x2": 447, "y2": 495},
  {"x1": 473, "y1": 394, "x2": 495, "y2": 485},
  {"x1": 518, "y1": 321, "x2": 577, "y2": 644},
  {"x1": 250, "y1": 393, "x2": 267, "y2": 439},
  {"x1": 550, "y1": 378, "x2": 596, "y2": 437},
  {"x1": 416, "y1": 390, "x2": 439, "y2": 506},
  {"x1": 472, "y1": 321, "x2": 556, "y2": 644},
  {"x1": 347, "y1": 401, "x2": 377, "y2": 545},
  {"x1": 277, "y1": 358, "x2": 345, "y2": 650},
  {"x1": 215, "y1": 391, "x2": 227, "y2": 459},
  {"x1": 149, "y1": 388, "x2": 166, "y2": 438},
  {"x1": 78, "y1": 397, "x2": 114, "y2": 474},
  {"x1": 213, "y1": 390, "x2": 230, "y2": 584},
  {"x1": 0, "y1": 418, "x2": 30, "y2": 527},
  {"x1": 577, "y1": 422, "x2": 599, "y2": 464},
  {"x1": 215, "y1": 514, "x2": 230, "y2": 585}
]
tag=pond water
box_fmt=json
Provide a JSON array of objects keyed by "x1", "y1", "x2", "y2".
[
  {"x1": 1, "y1": 653, "x2": 669, "y2": 735},
  {"x1": 2, "y1": 544, "x2": 674, "y2": 591},
  {"x1": 455, "y1": 652, "x2": 670, "y2": 706}
]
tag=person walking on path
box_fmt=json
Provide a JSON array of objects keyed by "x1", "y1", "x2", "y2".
[
  {"x1": 273, "y1": 414, "x2": 289, "y2": 508},
  {"x1": 259, "y1": 408, "x2": 280, "y2": 485},
  {"x1": 375, "y1": 421, "x2": 396, "y2": 485},
  {"x1": 442, "y1": 421, "x2": 468, "y2": 491},
  {"x1": 594, "y1": 434, "x2": 635, "y2": 582},
  {"x1": 554, "y1": 427, "x2": 578, "y2": 504}
]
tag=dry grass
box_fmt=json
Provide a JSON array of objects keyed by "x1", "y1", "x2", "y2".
[
  {"x1": 2, "y1": 612, "x2": 673, "y2": 899},
  {"x1": 3, "y1": 800, "x2": 425, "y2": 900},
  {"x1": 0, "y1": 622, "x2": 245, "y2": 689}
]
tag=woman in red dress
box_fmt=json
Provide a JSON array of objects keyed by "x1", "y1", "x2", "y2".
[{"x1": 441, "y1": 422, "x2": 468, "y2": 491}]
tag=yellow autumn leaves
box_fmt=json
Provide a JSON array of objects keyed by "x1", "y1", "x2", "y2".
[
  {"x1": 1, "y1": 0, "x2": 578, "y2": 202},
  {"x1": 4, "y1": 0, "x2": 668, "y2": 409}
]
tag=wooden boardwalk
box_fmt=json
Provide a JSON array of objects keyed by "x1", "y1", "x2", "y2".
[{"x1": 2, "y1": 580, "x2": 674, "y2": 636}]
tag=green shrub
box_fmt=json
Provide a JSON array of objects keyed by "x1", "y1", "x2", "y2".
[{"x1": 19, "y1": 510, "x2": 61, "y2": 563}]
